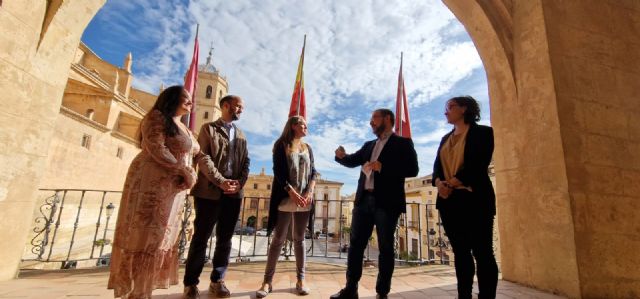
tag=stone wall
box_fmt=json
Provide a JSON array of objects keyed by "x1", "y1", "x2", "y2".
[
  {"x1": 544, "y1": 1, "x2": 640, "y2": 297},
  {"x1": 38, "y1": 110, "x2": 139, "y2": 191},
  {"x1": 0, "y1": 1, "x2": 105, "y2": 280},
  {"x1": 444, "y1": 0, "x2": 640, "y2": 297}
]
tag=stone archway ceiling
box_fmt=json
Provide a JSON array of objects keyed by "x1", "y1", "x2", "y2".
[
  {"x1": 38, "y1": 0, "x2": 64, "y2": 50},
  {"x1": 476, "y1": 0, "x2": 514, "y2": 83}
]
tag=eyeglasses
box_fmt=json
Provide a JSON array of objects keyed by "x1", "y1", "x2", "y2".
[{"x1": 445, "y1": 103, "x2": 460, "y2": 111}]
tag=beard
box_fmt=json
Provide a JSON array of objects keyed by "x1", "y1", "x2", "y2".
[
  {"x1": 373, "y1": 122, "x2": 387, "y2": 136},
  {"x1": 231, "y1": 112, "x2": 240, "y2": 121}
]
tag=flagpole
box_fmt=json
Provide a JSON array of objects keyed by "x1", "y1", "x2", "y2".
[
  {"x1": 296, "y1": 34, "x2": 306, "y2": 117},
  {"x1": 398, "y1": 51, "x2": 403, "y2": 136},
  {"x1": 184, "y1": 23, "x2": 199, "y2": 128}
]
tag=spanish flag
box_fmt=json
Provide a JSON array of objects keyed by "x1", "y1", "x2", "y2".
[{"x1": 288, "y1": 35, "x2": 306, "y2": 119}]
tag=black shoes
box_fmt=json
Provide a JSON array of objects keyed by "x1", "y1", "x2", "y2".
[{"x1": 330, "y1": 288, "x2": 359, "y2": 299}]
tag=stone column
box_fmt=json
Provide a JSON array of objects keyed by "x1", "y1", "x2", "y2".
[
  {"x1": 444, "y1": 0, "x2": 640, "y2": 297},
  {"x1": 0, "y1": 1, "x2": 105, "y2": 280},
  {"x1": 543, "y1": 1, "x2": 640, "y2": 297}
]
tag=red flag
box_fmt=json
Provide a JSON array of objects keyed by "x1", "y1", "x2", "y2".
[
  {"x1": 288, "y1": 35, "x2": 306, "y2": 119},
  {"x1": 395, "y1": 52, "x2": 411, "y2": 138},
  {"x1": 184, "y1": 25, "x2": 199, "y2": 131}
]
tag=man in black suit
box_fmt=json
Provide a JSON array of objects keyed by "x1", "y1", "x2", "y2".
[{"x1": 331, "y1": 109, "x2": 419, "y2": 299}]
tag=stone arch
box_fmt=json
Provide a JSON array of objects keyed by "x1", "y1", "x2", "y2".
[
  {"x1": 0, "y1": 2, "x2": 637, "y2": 298},
  {"x1": 0, "y1": 0, "x2": 106, "y2": 280},
  {"x1": 443, "y1": 1, "x2": 640, "y2": 298},
  {"x1": 443, "y1": 0, "x2": 578, "y2": 296}
]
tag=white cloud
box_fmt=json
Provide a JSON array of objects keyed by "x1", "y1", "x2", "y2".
[{"x1": 94, "y1": 0, "x2": 487, "y2": 192}]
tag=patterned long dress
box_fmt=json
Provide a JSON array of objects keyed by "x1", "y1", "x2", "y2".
[{"x1": 108, "y1": 110, "x2": 199, "y2": 299}]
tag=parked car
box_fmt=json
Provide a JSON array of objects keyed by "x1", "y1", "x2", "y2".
[
  {"x1": 234, "y1": 226, "x2": 255, "y2": 235},
  {"x1": 96, "y1": 253, "x2": 111, "y2": 267},
  {"x1": 256, "y1": 229, "x2": 268, "y2": 236}
]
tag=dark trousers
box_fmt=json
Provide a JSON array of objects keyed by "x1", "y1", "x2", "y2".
[
  {"x1": 183, "y1": 195, "x2": 242, "y2": 286},
  {"x1": 439, "y1": 190, "x2": 498, "y2": 299},
  {"x1": 345, "y1": 193, "x2": 399, "y2": 295}
]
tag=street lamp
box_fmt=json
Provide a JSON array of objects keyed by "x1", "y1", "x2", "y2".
[
  {"x1": 106, "y1": 202, "x2": 115, "y2": 218},
  {"x1": 98, "y1": 203, "x2": 115, "y2": 260}
]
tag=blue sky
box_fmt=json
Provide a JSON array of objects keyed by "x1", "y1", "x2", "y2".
[{"x1": 82, "y1": 0, "x2": 490, "y2": 195}]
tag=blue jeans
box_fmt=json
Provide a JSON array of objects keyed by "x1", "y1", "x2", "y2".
[
  {"x1": 345, "y1": 193, "x2": 399, "y2": 295},
  {"x1": 183, "y1": 195, "x2": 242, "y2": 286}
]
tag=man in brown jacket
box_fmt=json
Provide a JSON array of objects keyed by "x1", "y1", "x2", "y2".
[{"x1": 183, "y1": 95, "x2": 250, "y2": 299}]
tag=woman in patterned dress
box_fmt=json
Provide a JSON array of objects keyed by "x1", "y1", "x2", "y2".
[{"x1": 108, "y1": 85, "x2": 201, "y2": 299}]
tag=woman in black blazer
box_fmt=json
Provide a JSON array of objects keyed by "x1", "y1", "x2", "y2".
[
  {"x1": 432, "y1": 96, "x2": 498, "y2": 299},
  {"x1": 256, "y1": 116, "x2": 317, "y2": 298}
]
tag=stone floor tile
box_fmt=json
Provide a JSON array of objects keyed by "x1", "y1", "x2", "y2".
[{"x1": 0, "y1": 262, "x2": 567, "y2": 299}]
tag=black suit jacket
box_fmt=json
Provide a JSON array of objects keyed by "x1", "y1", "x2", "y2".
[
  {"x1": 432, "y1": 123, "x2": 496, "y2": 216},
  {"x1": 336, "y1": 134, "x2": 419, "y2": 215}
]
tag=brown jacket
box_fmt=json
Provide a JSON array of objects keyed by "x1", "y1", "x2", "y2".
[{"x1": 191, "y1": 118, "x2": 250, "y2": 200}]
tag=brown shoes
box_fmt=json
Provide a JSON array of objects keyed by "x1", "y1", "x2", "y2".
[
  {"x1": 209, "y1": 280, "x2": 231, "y2": 298},
  {"x1": 183, "y1": 285, "x2": 200, "y2": 299}
]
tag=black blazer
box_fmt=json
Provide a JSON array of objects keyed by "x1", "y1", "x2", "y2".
[
  {"x1": 267, "y1": 141, "x2": 317, "y2": 235},
  {"x1": 432, "y1": 123, "x2": 496, "y2": 216},
  {"x1": 336, "y1": 134, "x2": 419, "y2": 215}
]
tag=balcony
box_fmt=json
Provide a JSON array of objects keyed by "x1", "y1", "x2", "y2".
[
  {"x1": 15, "y1": 189, "x2": 564, "y2": 298},
  {"x1": 3, "y1": 262, "x2": 564, "y2": 298}
]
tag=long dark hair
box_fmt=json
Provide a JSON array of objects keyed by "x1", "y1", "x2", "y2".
[
  {"x1": 139, "y1": 85, "x2": 184, "y2": 143},
  {"x1": 273, "y1": 116, "x2": 306, "y2": 152},
  {"x1": 449, "y1": 95, "x2": 481, "y2": 124}
]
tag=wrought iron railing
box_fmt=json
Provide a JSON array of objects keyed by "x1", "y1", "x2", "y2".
[
  {"x1": 23, "y1": 189, "x2": 122, "y2": 269},
  {"x1": 21, "y1": 189, "x2": 454, "y2": 269}
]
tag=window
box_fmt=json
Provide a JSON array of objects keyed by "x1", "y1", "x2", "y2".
[
  {"x1": 85, "y1": 109, "x2": 95, "y2": 120},
  {"x1": 250, "y1": 199, "x2": 258, "y2": 209},
  {"x1": 428, "y1": 191, "x2": 432, "y2": 195},
  {"x1": 412, "y1": 239, "x2": 419, "y2": 255},
  {"x1": 204, "y1": 111, "x2": 209, "y2": 119},
  {"x1": 263, "y1": 200, "x2": 270, "y2": 210},
  {"x1": 116, "y1": 147, "x2": 123, "y2": 159},
  {"x1": 323, "y1": 194, "x2": 329, "y2": 201},
  {"x1": 219, "y1": 90, "x2": 223, "y2": 100},
  {"x1": 427, "y1": 179, "x2": 432, "y2": 185},
  {"x1": 81, "y1": 134, "x2": 91, "y2": 149},
  {"x1": 206, "y1": 85, "x2": 213, "y2": 99},
  {"x1": 266, "y1": 184, "x2": 271, "y2": 190},
  {"x1": 253, "y1": 183, "x2": 258, "y2": 189}
]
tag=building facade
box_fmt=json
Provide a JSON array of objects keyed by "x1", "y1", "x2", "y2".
[
  {"x1": 238, "y1": 170, "x2": 345, "y2": 237},
  {"x1": 21, "y1": 42, "x2": 229, "y2": 269},
  {"x1": 396, "y1": 164, "x2": 499, "y2": 265}
]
